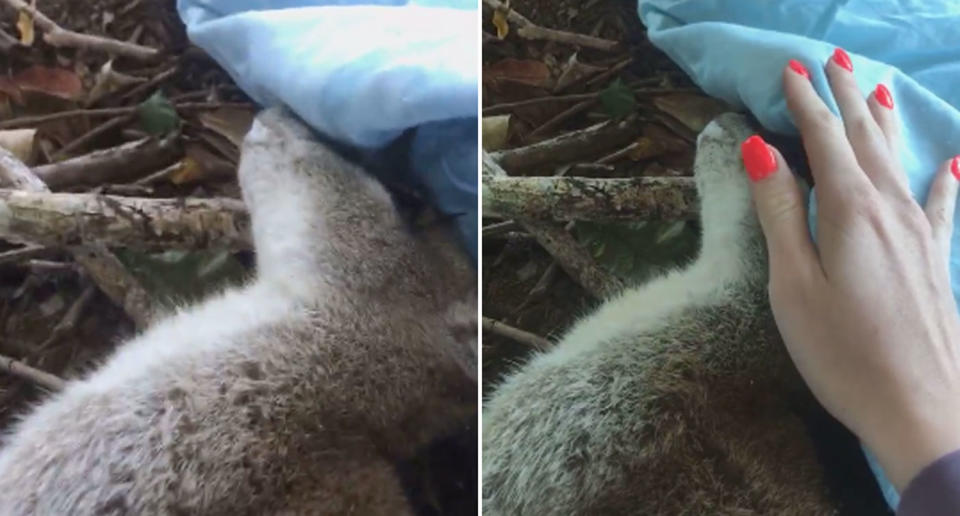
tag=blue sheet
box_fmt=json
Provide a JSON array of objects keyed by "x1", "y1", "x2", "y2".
[
  {"x1": 177, "y1": 0, "x2": 478, "y2": 260},
  {"x1": 640, "y1": 0, "x2": 960, "y2": 508}
]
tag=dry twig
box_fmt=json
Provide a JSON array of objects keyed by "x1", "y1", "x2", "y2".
[
  {"x1": 2, "y1": 0, "x2": 159, "y2": 60},
  {"x1": 482, "y1": 317, "x2": 551, "y2": 351},
  {"x1": 0, "y1": 245, "x2": 52, "y2": 265},
  {"x1": 0, "y1": 352, "x2": 66, "y2": 391},
  {"x1": 0, "y1": 190, "x2": 251, "y2": 250},
  {"x1": 0, "y1": 150, "x2": 156, "y2": 328},
  {"x1": 0, "y1": 102, "x2": 252, "y2": 130},
  {"x1": 484, "y1": 152, "x2": 621, "y2": 298},
  {"x1": 492, "y1": 118, "x2": 637, "y2": 172},
  {"x1": 482, "y1": 0, "x2": 619, "y2": 51},
  {"x1": 37, "y1": 136, "x2": 183, "y2": 189},
  {"x1": 483, "y1": 175, "x2": 698, "y2": 222}
]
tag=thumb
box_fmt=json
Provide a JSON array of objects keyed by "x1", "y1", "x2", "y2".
[{"x1": 741, "y1": 134, "x2": 821, "y2": 277}]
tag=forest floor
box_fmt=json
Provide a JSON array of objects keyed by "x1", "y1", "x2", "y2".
[
  {"x1": 481, "y1": 0, "x2": 724, "y2": 391},
  {"x1": 0, "y1": 1, "x2": 474, "y2": 515}
]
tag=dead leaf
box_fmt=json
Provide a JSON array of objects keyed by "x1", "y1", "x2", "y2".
[
  {"x1": 653, "y1": 94, "x2": 730, "y2": 133},
  {"x1": 198, "y1": 107, "x2": 256, "y2": 147},
  {"x1": 0, "y1": 129, "x2": 37, "y2": 163},
  {"x1": 11, "y1": 66, "x2": 84, "y2": 101},
  {"x1": 484, "y1": 59, "x2": 552, "y2": 89},
  {"x1": 86, "y1": 60, "x2": 146, "y2": 106},
  {"x1": 0, "y1": 76, "x2": 24, "y2": 105},
  {"x1": 554, "y1": 53, "x2": 604, "y2": 92},
  {"x1": 16, "y1": 9, "x2": 34, "y2": 46},
  {"x1": 492, "y1": 7, "x2": 509, "y2": 39},
  {"x1": 482, "y1": 115, "x2": 510, "y2": 151},
  {"x1": 170, "y1": 143, "x2": 235, "y2": 185}
]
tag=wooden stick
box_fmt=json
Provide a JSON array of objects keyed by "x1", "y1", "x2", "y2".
[
  {"x1": 0, "y1": 245, "x2": 53, "y2": 265},
  {"x1": 483, "y1": 93, "x2": 597, "y2": 116},
  {"x1": 0, "y1": 190, "x2": 251, "y2": 250},
  {"x1": 0, "y1": 352, "x2": 66, "y2": 391},
  {"x1": 0, "y1": 151, "x2": 157, "y2": 328},
  {"x1": 2, "y1": 0, "x2": 159, "y2": 60},
  {"x1": 0, "y1": 102, "x2": 253, "y2": 130},
  {"x1": 482, "y1": 317, "x2": 551, "y2": 351},
  {"x1": 482, "y1": 0, "x2": 618, "y2": 51},
  {"x1": 36, "y1": 136, "x2": 183, "y2": 189},
  {"x1": 483, "y1": 175, "x2": 698, "y2": 222},
  {"x1": 483, "y1": 152, "x2": 621, "y2": 299},
  {"x1": 491, "y1": 118, "x2": 637, "y2": 173}
]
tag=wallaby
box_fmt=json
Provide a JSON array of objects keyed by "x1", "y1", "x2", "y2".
[
  {"x1": 483, "y1": 113, "x2": 854, "y2": 515},
  {"x1": 0, "y1": 108, "x2": 477, "y2": 515}
]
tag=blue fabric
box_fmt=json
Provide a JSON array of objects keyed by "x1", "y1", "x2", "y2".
[
  {"x1": 176, "y1": 0, "x2": 478, "y2": 261},
  {"x1": 640, "y1": 0, "x2": 960, "y2": 509}
]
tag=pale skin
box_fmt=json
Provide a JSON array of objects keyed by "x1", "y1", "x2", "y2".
[{"x1": 749, "y1": 56, "x2": 960, "y2": 492}]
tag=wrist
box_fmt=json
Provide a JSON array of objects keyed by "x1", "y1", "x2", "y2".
[{"x1": 868, "y1": 408, "x2": 960, "y2": 491}]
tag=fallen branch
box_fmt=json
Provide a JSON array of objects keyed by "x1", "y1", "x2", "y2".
[
  {"x1": 520, "y1": 218, "x2": 622, "y2": 298},
  {"x1": 0, "y1": 352, "x2": 66, "y2": 391},
  {"x1": 38, "y1": 285, "x2": 96, "y2": 351},
  {"x1": 483, "y1": 0, "x2": 618, "y2": 52},
  {"x1": 482, "y1": 317, "x2": 551, "y2": 351},
  {"x1": 0, "y1": 102, "x2": 253, "y2": 130},
  {"x1": 2, "y1": 0, "x2": 159, "y2": 60},
  {"x1": 0, "y1": 147, "x2": 46, "y2": 191},
  {"x1": 490, "y1": 118, "x2": 637, "y2": 172},
  {"x1": 51, "y1": 114, "x2": 136, "y2": 160},
  {"x1": 0, "y1": 245, "x2": 53, "y2": 265},
  {"x1": 529, "y1": 98, "x2": 598, "y2": 139},
  {"x1": 0, "y1": 150, "x2": 157, "y2": 328},
  {"x1": 0, "y1": 190, "x2": 251, "y2": 250},
  {"x1": 483, "y1": 176, "x2": 698, "y2": 222},
  {"x1": 484, "y1": 152, "x2": 621, "y2": 298},
  {"x1": 36, "y1": 136, "x2": 183, "y2": 189},
  {"x1": 482, "y1": 93, "x2": 596, "y2": 116}
]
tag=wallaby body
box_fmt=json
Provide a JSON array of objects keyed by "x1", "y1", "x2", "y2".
[
  {"x1": 0, "y1": 108, "x2": 477, "y2": 515},
  {"x1": 482, "y1": 114, "x2": 841, "y2": 515}
]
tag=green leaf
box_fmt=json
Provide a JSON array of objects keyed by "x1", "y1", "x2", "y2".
[
  {"x1": 598, "y1": 79, "x2": 637, "y2": 119},
  {"x1": 136, "y1": 91, "x2": 180, "y2": 136},
  {"x1": 575, "y1": 220, "x2": 699, "y2": 282}
]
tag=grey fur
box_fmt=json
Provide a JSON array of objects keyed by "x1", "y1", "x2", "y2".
[
  {"x1": 0, "y1": 108, "x2": 477, "y2": 515},
  {"x1": 482, "y1": 114, "x2": 838, "y2": 515}
]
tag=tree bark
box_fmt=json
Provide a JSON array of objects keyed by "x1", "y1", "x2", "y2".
[
  {"x1": 483, "y1": 175, "x2": 698, "y2": 222},
  {"x1": 0, "y1": 190, "x2": 251, "y2": 251}
]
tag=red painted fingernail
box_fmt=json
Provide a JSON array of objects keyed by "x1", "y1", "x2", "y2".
[
  {"x1": 875, "y1": 84, "x2": 894, "y2": 109},
  {"x1": 951, "y1": 156, "x2": 960, "y2": 181},
  {"x1": 741, "y1": 135, "x2": 778, "y2": 182},
  {"x1": 788, "y1": 59, "x2": 810, "y2": 79},
  {"x1": 832, "y1": 47, "x2": 853, "y2": 72}
]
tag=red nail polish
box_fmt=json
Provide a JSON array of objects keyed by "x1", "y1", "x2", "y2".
[
  {"x1": 951, "y1": 156, "x2": 960, "y2": 181},
  {"x1": 875, "y1": 84, "x2": 894, "y2": 109},
  {"x1": 788, "y1": 59, "x2": 810, "y2": 79},
  {"x1": 741, "y1": 135, "x2": 777, "y2": 182},
  {"x1": 832, "y1": 47, "x2": 853, "y2": 72}
]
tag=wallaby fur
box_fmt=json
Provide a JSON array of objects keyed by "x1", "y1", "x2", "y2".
[
  {"x1": 0, "y1": 108, "x2": 477, "y2": 515},
  {"x1": 482, "y1": 113, "x2": 844, "y2": 515}
]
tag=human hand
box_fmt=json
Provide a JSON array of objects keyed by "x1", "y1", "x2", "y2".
[{"x1": 742, "y1": 48, "x2": 960, "y2": 490}]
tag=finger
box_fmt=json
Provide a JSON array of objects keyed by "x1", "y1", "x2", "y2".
[
  {"x1": 824, "y1": 48, "x2": 906, "y2": 197},
  {"x1": 741, "y1": 134, "x2": 822, "y2": 281},
  {"x1": 924, "y1": 156, "x2": 960, "y2": 261},
  {"x1": 783, "y1": 58, "x2": 869, "y2": 200},
  {"x1": 867, "y1": 83, "x2": 901, "y2": 157}
]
